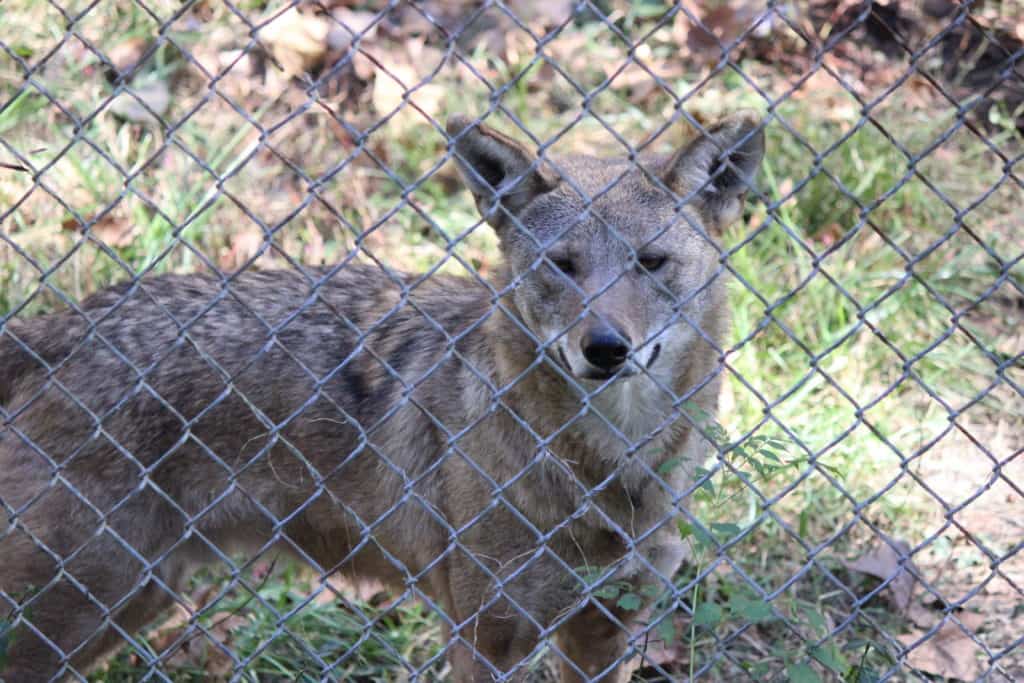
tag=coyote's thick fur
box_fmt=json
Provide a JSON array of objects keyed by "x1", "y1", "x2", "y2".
[{"x1": 0, "y1": 113, "x2": 764, "y2": 682}]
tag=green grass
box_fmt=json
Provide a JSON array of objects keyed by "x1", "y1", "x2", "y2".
[
  {"x1": 1, "y1": 1, "x2": 1021, "y2": 681},
  {"x1": 96, "y1": 564, "x2": 445, "y2": 682}
]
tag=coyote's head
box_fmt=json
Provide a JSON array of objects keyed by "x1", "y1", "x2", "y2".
[{"x1": 448, "y1": 113, "x2": 764, "y2": 388}]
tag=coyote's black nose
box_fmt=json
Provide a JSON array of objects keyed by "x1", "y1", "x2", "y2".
[{"x1": 581, "y1": 327, "x2": 631, "y2": 372}]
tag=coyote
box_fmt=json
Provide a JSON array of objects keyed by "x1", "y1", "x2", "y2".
[{"x1": 0, "y1": 112, "x2": 764, "y2": 682}]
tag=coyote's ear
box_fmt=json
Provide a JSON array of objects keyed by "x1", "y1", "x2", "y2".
[
  {"x1": 663, "y1": 112, "x2": 765, "y2": 230},
  {"x1": 447, "y1": 115, "x2": 558, "y2": 231}
]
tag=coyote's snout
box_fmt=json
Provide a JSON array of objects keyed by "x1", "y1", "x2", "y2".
[{"x1": 0, "y1": 112, "x2": 764, "y2": 682}]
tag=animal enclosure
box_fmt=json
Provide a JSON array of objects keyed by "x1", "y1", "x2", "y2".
[{"x1": 0, "y1": 1, "x2": 1022, "y2": 681}]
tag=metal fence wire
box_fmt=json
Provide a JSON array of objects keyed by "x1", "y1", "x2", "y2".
[{"x1": 0, "y1": 0, "x2": 1022, "y2": 681}]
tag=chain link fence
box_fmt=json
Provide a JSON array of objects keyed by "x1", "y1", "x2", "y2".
[{"x1": 0, "y1": 1, "x2": 1021, "y2": 681}]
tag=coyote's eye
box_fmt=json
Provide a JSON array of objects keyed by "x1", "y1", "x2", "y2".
[
  {"x1": 550, "y1": 256, "x2": 576, "y2": 277},
  {"x1": 638, "y1": 254, "x2": 667, "y2": 273}
]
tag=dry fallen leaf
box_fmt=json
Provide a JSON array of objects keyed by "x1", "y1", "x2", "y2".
[
  {"x1": 157, "y1": 611, "x2": 245, "y2": 678},
  {"x1": 259, "y1": 6, "x2": 330, "y2": 76},
  {"x1": 314, "y1": 574, "x2": 387, "y2": 606},
  {"x1": 326, "y1": 8, "x2": 378, "y2": 53},
  {"x1": 92, "y1": 216, "x2": 135, "y2": 247},
  {"x1": 907, "y1": 601, "x2": 936, "y2": 629},
  {"x1": 899, "y1": 614, "x2": 986, "y2": 681},
  {"x1": 371, "y1": 51, "x2": 444, "y2": 133},
  {"x1": 62, "y1": 215, "x2": 135, "y2": 247},
  {"x1": 678, "y1": 0, "x2": 765, "y2": 60},
  {"x1": 105, "y1": 37, "x2": 150, "y2": 79},
  {"x1": 303, "y1": 223, "x2": 326, "y2": 266},
  {"x1": 505, "y1": 0, "x2": 575, "y2": 32},
  {"x1": 843, "y1": 536, "x2": 918, "y2": 612},
  {"x1": 372, "y1": 59, "x2": 415, "y2": 115},
  {"x1": 108, "y1": 81, "x2": 170, "y2": 125},
  {"x1": 789, "y1": 68, "x2": 859, "y2": 126},
  {"x1": 220, "y1": 229, "x2": 265, "y2": 271}
]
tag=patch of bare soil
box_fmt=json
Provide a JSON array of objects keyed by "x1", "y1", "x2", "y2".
[{"x1": 911, "y1": 417, "x2": 1024, "y2": 680}]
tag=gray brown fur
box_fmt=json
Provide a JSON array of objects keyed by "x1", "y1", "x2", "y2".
[{"x1": 0, "y1": 112, "x2": 764, "y2": 682}]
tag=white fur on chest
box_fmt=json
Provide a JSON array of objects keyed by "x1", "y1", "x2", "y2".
[
  {"x1": 580, "y1": 379, "x2": 707, "y2": 583},
  {"x1": 583, "y1": 374, "x2": 677, "y2": 458}
]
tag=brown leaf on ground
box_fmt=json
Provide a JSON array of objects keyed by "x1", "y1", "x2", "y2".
[
  {"x1": 108, "y1": 81, "x2": 171, "y2": 126},
  {"x1": 220, "y1": 229, "x2": 265, "y2": 271},
  {"x1": 678, "y1": 1, "x2": 765, "y2": 60},
  {"x1": 105, "y1": 37, "x2": 150, "y2": 79},
  {"x1": 907, "y1": 601, "x2": 939, "y2": 630},
  {"x1": 141, "y1": 582, "x2": 238, "y2": 674},
  {"x1": 404, "y1": 39, "x2": 447, "y2": 82},
  {"x1": 259, "y1": 6, "x2": 331, "y2": 76},
  {"x1": 907, "y1": 600, "x2": 985, "y2": 632},
  {"x1": 314, "y1": 574, "x2": 387, "y2": 606},
  {"x1": 394, "y1": 1, "x2": 572, "y2": 56},
  {"x1": 843, "y1": 536, "x2": 918, "y2": 612},
  {"x1": 899, "y1": 615, "x2": 986, "y2": 681},
  {"x1": 789, "y1": 68, "x2": 859, "y2": 126},
  {"x1": 370, "y1": 46, "x2": 445, "y2": 132},
  {"x1": 505, "y1": 0, "x2": 575, "y2": 30},
  {"x1": 326, "y1": 8, "x2": 378, "y2": 53},
  {"x1": 155, "y1": 610, "x2": 246, "y2": 678},
  {"x1": 62, "y1": 215, "x2": 136, "y2": 247},
  {"x1": 145, "y1": 604, "x2": 192, "y2": 655},
  {"x1": 604, "y1": 50, "x2": 685, "y2": 105},
  {"x1": 303, "y1": 224, "x2": 326, "y2": 266}
]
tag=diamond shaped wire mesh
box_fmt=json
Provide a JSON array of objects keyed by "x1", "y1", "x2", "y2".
[{"x1": 0, "y1": 1, "x2": 1021, "y2": 681}]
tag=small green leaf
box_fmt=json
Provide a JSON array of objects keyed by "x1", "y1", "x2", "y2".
[
  {"x1": 639, "y1": 584, "x2": 663, "y2": 598},
  {"x1": 655, "y1": 617, "x2": 676, "y2": 644},
  {"x1": 811, "y1": 643, "x2": 850, "y2": 676},
  {"x1": 594, "y1": 584, "x2": 621, "y2": 600},
  {"x1": 846, "y1": 665, "x2": 881, "y2": 683},
  {"x1": 729, "y1": 597, "x2": 775, "y2": 623},
  {"x1": 574, "y1": 566, "x2": 606, "y2": 589},
  {"x1": 787, "y1": 663, "x2": 821, "y2": 683},
  {"x1": 711, "y1": 522, "x2": 742, "y2": 540},
  {"x1": 819, "y1": 462, "x2": 845, "y2": 480},
  {"x1": 693, "y1": 467, "x2": 716, "y2": 496},
  {"x1": 680, "y1": 400, "x2": 712, "y2": 426},
  {"x1": 617, "y1": 592, "x2": 643, "y2": 611},
  {"x1": 708, "y1": 425, "x2": 729, "y2": 447},
  {"x1": 677, "y1": 520, "x2": 715, "y2": 551},
  {"x1": 697, "y1": 526, "x2": 718, "y2": 552},
  {"x1": 692, "y1": 602, "x2": 722, "y2": 629},
  {"x1": 657, "y1": 457, "x2": 683, "y2": 476},
  {"x1": 802, "y1": 606, "x2": 827, "y2": 636}
]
